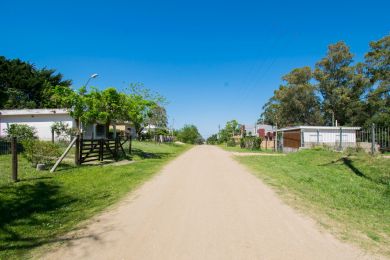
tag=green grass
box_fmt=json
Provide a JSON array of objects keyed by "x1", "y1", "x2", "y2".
[
  {"x1": 218, "y1": 144, "x2": 276, "y2": 153},
  {"x1": 0, "y1": 141, "x2": 190, "y2": 259},
  {"x1": 234, "y1": 148, "x2": 390, "y2": 256}
]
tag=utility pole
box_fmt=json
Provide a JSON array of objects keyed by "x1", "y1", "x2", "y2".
[
  {"x1": 331, "y1": 110, "x2": 335, "y2": 126},
  {"x1": 254, "y1": 122, "x2": 257, "y2": 137}
]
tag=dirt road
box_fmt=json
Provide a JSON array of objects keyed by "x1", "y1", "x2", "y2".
[{"x1": 44, "y1": 145, "x2": 373, "y2": 260}]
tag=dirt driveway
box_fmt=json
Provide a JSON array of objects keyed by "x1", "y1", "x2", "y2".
[{"x1": 43, "y1": 145, "x2": 374, "y2": 260}]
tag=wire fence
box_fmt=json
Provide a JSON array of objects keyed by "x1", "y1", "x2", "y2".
[
  {"x1": 357, "y1": 126, "x2": 389, "y2": 152},
  {"x1": 0, "y1": 136, "x2": 131, "y2": 184},
  {"x1": 0, "y1": 138, "x2": 75, "y2": 184},
  {"x1": 0, "y1": 139, "x2": 24, "y2": 155}
]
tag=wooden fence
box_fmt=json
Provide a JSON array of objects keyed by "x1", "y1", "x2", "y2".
[{"x1": 78, "y1": 136, "x2": 129, "y2": 164}]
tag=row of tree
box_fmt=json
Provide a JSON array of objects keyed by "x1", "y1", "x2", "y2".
[{"x1": 260, "y1": 34, "x2": 389, "y2": 128}]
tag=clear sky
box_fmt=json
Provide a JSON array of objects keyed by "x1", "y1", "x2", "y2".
[{"x1": 1, "y1": 0, "x2": 389, "y2": 137}]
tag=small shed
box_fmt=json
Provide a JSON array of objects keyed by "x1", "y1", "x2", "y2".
[{"x1": 277, "y1": 126, "x2": 361, "y2": 152}]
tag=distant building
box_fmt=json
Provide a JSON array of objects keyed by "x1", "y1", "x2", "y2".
[
  {"x1": 240, "y1": 123, "x2": 276, "y2": 149},
  {"x1": 242, "y1": 124, "x2": 276, "y2": 140}
]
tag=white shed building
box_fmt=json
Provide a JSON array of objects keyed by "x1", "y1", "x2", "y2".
[
  {"x1": 0, "y1": 109, "x2": 75, "y2": 141},
  {"x1": 278, "y1": 126, "x2": 361, "y2": 152}
]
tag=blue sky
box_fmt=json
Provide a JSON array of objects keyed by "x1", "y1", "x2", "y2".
[{"x1": 1, "y1": 0, "x2": 389, "y2": 137}]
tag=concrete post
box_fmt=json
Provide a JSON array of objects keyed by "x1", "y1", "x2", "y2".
[
  {"x1": 371, "y1": 123, "x2": 376, "y2": 155},
  {"x1": 339, "y1": 127, "x2": 343, "y2": 151},
  {"x1": 11, "y1": 137, "x2": 18, "y2": 182},
  {"x1": 317, "y1": 129, "x2": 320, "y2": 145}
]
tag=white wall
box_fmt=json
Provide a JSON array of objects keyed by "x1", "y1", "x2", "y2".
[
  {"x1": 0, "y1": 114, "x2": 75, "y2": 140},
  {"x1": 303, "y1": 129, "x2": 356, "y2": 147}
]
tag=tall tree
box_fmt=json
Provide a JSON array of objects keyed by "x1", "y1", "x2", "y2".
[
  {"x1": 261, "y1": 67, "x2": 323, "y2": 127},
  {"x1": 314, "y1": 42, "x2": 370, "y2": 126},
  {"x1": 125, "y1": 83, "x2": 167, "y2": 138},
  {"x1": 364, "y1": 34, "x2": 390, "y2": 126},
  {"x1": 83, "y1": 88, "x2": 128, "y2": 135},
  {"x1": 0, "y1": 56, "x2": 71, "y2": 108},
  {"x1": 177, "y1": 124, "x2": 203, "y2": 144},
  {"x1": 146, "y1": 105, "x2": 168, "y2": 128},
  {"x1": 218, "y1": 119, "x2": 240, "y2": 142}
]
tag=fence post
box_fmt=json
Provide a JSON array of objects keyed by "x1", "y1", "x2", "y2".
[
  {"x1": 115, "y1": 136, "x2": 119, "y2": 161},
  {"x1": 273, "y1": 132, "x2": 276, "y2": 152},
  {"x1": 99, "y1": 139, "x2": 104, "y2": 161},
  {"x1": 281, "y1": 131, "x2": 284, "y2": 152},
  {"x1": 75, "y1": 134, "x2": 80, "y2": 165},
  {"x1": 372, "y1": 125, "x2": 375, "y2": 153},
  {"x1": 129, "y1": 135, "x2": 132, "y2": 155},
  {"x1": 317, "y1": 129, "x2": 320, "y2": 145},
  {"x1": 11, "y1": 137, "x2": 18, "y2": 182},
  {"x1": 339, "y1": 127, "x2": 343, "y2": 151}
]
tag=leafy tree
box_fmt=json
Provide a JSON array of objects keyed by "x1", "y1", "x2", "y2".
[
  {"x1": 261, "y1": 67, "x2": 323, "y2": 127},
  {"x1": 206, "y1": 134, "x2": 218, "y2": 144},
  {"x1": 126, "y1": 94, "x2": 154, "y2": 139},
  {"x1": 146, "y1": 105, "x2": 168, "y2": 129},
  {"x1": 364, "y1": 34, "x2": 390, "y2": 126},
  {"x1": 83, "y1": 87, "x2": 127, "y2": 135},
  {"x1": 177, "y1": 124, "x2": 203, "y2": 144},
  {"x1": 314, "y1": 42, "x2": 370, "y2": 126},
  {"x1": 219, "y1": 120, "x2": 240, "y2": 143},
  {"x1": 125, "y1": 83, "x2": 166, "y2": 139},
  {"x1": 50, "y1": 86, "x2": 87, "y2": 131},
  {"x1": 0, "y1": 56, "x2": 71, "y2": 108},
  {"x1": 4, "y1": 124, "x2": 37, "y2": 141}
]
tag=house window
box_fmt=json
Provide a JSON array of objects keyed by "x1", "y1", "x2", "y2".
[{"x1": 96, "y1": 124, "x2": 105, "y2": 137}]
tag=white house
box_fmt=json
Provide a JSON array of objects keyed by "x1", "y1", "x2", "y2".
[
  {"x1": 0, "y1": 108, "x2": 137, "y2": 141},
  {"x1": 277, "y1": 126, "x2": 361, "y2": 152},
  {"x1": 0, "y1": 109, "x2": 75, "y2": 140}
]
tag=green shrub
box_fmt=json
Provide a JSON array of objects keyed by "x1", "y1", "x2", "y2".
[
  {"x1": 241, "y1": 136, "x2": 262, "y2": 150},
  {"x1": 240, "y1": 138, "x2": 245, "y2": 148},
  {"x1": 4, "y1": 124, "x2": 37, "y2": 141},
  {"x1": 226, "y1": 138, "x2": 236, "y2": 147},
  {"x1": 51, "y1": 122, "x2": 76, "y2": 141},
  {"x1": 206, "y1": 134, "x2": 218, "y2": 144},
  {"x1": 176, "y1": 124, "x2": 203, "y2": 144},
  {"x1": 22, "y1": 140, "x2": 61, "y2": 167}
]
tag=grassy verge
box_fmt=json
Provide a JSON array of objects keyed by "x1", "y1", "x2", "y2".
[
  {"x1": 234, "y1": 148, "x2": 390, "y2": 256},
  {"x1": 0, "y1": 141, "x2": 190, "y2": 259},
  {"x1": 218, "y1": 144, "x2": 276, "y2": 153}
]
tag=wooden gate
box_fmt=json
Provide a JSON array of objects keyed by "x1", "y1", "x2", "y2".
[{"x1": 79, "y1": 137, "x2": 128, "y2": 164}]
